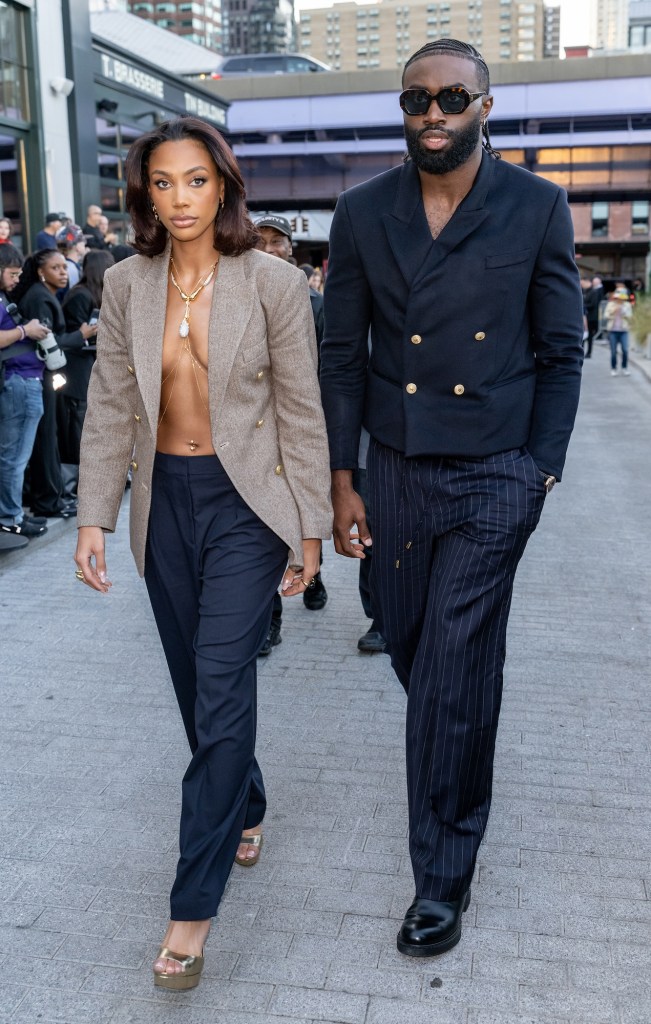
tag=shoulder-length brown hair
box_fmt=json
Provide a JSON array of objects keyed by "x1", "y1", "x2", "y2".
[{"x1": 125, "y1": 116, "x2": 259, "y2": 258}]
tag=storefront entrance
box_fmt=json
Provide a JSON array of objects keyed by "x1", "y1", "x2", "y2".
[{"x1": 0, "y1": 131, "x2": 27, "y2": 251}]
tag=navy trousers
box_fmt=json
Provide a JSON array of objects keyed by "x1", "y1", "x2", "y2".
[
  {"x1": 367, "y1": 440, "x2": 547, "y2": 902},
  {"x1": 144, "y1": 453, "x2": 288, "y2": 920}
]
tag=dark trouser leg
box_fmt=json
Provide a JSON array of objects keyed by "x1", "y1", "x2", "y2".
[
  {"x1": 353, "y1": 467, "x2": 374, "y2": 620},
  {"x1": 271, "y1": 591, "x2": 282, "y2": 628},
  {"x1": 368, "y1": 441, "x2": 546, "y2": 900},
  {"x1": 144, "y1": 453, "x2": 287, "y2": 920},
  {"x1": 586, "y1": 320, "x2": 598, "y2": 358},
  {"x1": 27, "y1": 371, "x2": 63, "y2": 515}
]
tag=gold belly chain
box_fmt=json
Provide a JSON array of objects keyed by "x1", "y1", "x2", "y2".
[{"x1": 158, "y1": 256, "x2": 219, "y2": 451}]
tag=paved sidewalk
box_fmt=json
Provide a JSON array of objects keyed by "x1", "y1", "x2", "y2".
[{"x1": 0, "y1": 343, "x2": 649, "y2": 1024}]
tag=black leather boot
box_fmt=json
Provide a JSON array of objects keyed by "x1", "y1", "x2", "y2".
[{"x1": 397, "y1": 888, "x2": 471, "y2": 957}]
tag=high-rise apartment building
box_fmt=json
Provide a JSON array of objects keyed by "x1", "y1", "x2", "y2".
[
  {"x1": 543, "y1": 2, "x2": 560, "y2": 58},
  {"x1": 591, "y1": 0, "x2": 629, "y2": 49},
  {"x1": 128, "y1": 1, "x2": 222, "y2": 51},
  {"x1": 89, "y1": 1, "x2": 128, "y2": 10},
  {"x1": 299, "y1": 0, "x2": 545, "y2": 73},
  {"x1": 629, "y1": 0, "x2": 651, "y2": 49},
  {"x1": 223, "y1": 0, "x2": 296, "y2": 55}
]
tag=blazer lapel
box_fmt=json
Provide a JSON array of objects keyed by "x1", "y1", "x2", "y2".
[
  {"x1": 414, "y1": 151, "x2": 496, "y2": 284},
  {"x1": 382, "y1": 151, "x2": 496, "y2": 291},
  {"x1": 382, "y1": 161, "x2": 434, "y2": 289},
  {"x1": 131, "y1": 241, "x2": 169, "y2": 435},
  {"x1": 207, "y1": 254, "x2": 254, "y2": 427},
  {"x1": 130, "y1": 242, "x2": 254, "y2": 437}
]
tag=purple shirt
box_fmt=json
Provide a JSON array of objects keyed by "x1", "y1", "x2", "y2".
[{"x1": 0, "y1": 301, "x2": 43, "y2": 380}]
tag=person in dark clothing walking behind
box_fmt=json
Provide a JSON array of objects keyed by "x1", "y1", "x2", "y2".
[
  {"x1": 255, "y1": 216, "x2": 328, "y2": 656},
  {"x1": 582, "y1": 278, "x2": 603, "y2": 358}
]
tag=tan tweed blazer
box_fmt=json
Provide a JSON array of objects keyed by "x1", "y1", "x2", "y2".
[{"x1": 77, "y1": 243, "x2": 333, "y2": 576}]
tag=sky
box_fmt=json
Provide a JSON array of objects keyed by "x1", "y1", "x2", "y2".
[{"x1": 295, "y1": 0, "x2": 595, "y2": 49}]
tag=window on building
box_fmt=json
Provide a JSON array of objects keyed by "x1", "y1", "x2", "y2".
[
  {"x1": 632, "y1": 200, "x2": 650, "y2": 234},
  {"x1": 591, "y1": 202, "x2": 609, "y2": 237},
  {"x1": 156, "y1": 2, "x2": 176, "y2": 11}
]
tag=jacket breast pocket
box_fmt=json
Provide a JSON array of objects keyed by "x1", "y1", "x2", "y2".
[
  {"x1": 240, "y1": 341, "x2": 268, "y2": 365},
  {"x1": 485, "y1": 248, "x2": 532, "y2": 270}
]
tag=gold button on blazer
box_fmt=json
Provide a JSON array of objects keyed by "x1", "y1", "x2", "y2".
[{"x1": 77, "y1": 243, "x2": 333, "y2": 576}]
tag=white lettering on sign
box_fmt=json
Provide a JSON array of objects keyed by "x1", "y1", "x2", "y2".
[
  {"x1": 100, "y1": 55, "x2": 165, "y2": 100},
  {"x1": 184, "y1": 93, "x2": 226, "y2": 126}
]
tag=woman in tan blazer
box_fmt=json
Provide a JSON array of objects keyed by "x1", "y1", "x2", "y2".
[{"x1": 74, "y1": 117, "x2": 332, "y2": 990}]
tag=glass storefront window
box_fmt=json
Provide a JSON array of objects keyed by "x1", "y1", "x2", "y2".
[{"x1": 0, "y1": 1, "x2": 29, "y2": 122}]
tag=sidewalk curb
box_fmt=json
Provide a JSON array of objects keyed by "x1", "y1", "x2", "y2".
[
  {"x1": 629, "y1": 351, "x2": 651, "y2": 383},
  {"x1": 0, "y1": 515, "x2": 76, "y2": 571}
]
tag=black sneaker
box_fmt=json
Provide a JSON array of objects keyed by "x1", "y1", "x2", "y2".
[
  {"x1": 303, "y1": 572, "x2": 328, "y2": 611},
  {"x1": 1, "y1": 520, "x2": 47, "y2": 538},
  {"x1": 23, "y1": 514, "x2": 48, "y2": 527},
  {"x1": 258, "y1": 620, "x2": 282, "y2": 657},
  {"x1": 357, "y1": 624, "x2": 387, "y2": 653}
]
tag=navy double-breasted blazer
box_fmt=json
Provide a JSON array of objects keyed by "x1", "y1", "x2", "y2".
[{"x1": 320, "y1": 151, "x2": 584, "y2": 480}]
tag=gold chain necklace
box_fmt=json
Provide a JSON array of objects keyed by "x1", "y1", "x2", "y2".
[
  {"x1": 169, "y1": 256, "x2": 218, "y2": 338},
  {"x1": 158, "y1": 257, "x2": 219, "y2": 446}
]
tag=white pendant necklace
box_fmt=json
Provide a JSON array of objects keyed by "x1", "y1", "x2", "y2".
[{"x1": 169, "y1": 257, "x2": 218, "y2": 338}]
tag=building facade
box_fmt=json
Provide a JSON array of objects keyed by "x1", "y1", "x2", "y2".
[
  {"x1": 543, "y1": 2, "x2": 560, "y2": 58},
  {"x1": 590, "y1": 0, "x2": 629, "y2": 49},
  {"x1": 572, "y1": 200, "x2": 650, "y2": 282},
  {"x1": 222, "y1": 0, "x2": 295, "y2": 55},
  {"x1": 629, "y1": 0, "x2": 651, "y2": 48},
  {"x1": 0, "y1": 0, "x2": 49, "y2": 253},
  {"x1": 299, "y1": 0, "x2": 546, "y2": 73},
  {"x1": 128, "y1": 1, "x2": 222, "y2": 51}
]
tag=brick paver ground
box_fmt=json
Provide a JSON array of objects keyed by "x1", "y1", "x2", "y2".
[{"x1": 1, "y1": 340, "x2": 650, "y2": 1024}]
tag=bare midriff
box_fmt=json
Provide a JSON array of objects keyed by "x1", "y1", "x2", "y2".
[{"x1": 156, "y1": 270, "x2": 216, "y2": 456}]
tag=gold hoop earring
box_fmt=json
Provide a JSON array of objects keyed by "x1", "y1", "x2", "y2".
[{"x1": 151, "y1": 203, "x2": 159, "y2": 222}]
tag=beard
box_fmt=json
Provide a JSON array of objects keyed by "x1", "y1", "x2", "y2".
[{"x1": 405, "y1": 114, "x2": 482, "y2": 175}]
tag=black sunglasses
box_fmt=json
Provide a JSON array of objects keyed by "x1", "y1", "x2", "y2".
[{"x1": 399, "y1": 87, "x2": 486, "y2": 116}]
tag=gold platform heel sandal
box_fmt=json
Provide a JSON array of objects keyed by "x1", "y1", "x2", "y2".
[
  {"x1": 153, "y1": 947, "x2": 204, "y2": 990},
  {"x1": 234, "y1": 831, "x2": 263, "y2": 867}
]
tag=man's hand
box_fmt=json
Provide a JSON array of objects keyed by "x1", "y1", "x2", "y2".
[
  {"x1": 331, "y1": 469, "x2": 372, "y2": 559},
  {"x1": 24, "y1": 319, "x2": 49, "y2": 341}
]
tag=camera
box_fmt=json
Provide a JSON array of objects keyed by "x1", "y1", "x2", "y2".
[
  {"x1": 5, "y1": 305, "x2": 68, "y2": 373},
  {"x1": 88, "y1": 308, "x2": 100, "y2": 327}
]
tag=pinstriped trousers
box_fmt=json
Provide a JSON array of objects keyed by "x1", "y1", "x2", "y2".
[{"x1": 367, "y1": 439, "x2": 547, "y2": 901}]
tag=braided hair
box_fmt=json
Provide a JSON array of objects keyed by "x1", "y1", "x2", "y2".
[{"x1": 403, "y1": 38, "x2": 501, "y2": 159}]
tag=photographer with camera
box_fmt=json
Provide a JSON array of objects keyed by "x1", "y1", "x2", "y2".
[
  {"x1": 12, "y1": 250, "x2": 97, "y2": 519},
  {"x1": 0, "y1": 249, "x2": 51, "y2": 540}
]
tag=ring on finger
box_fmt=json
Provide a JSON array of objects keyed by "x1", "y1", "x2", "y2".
[
  {"x1": 300, "y1": 577, "x2": 315, "y2": 589},
  {"x1": 75, "y1": 569, "x2": 85, "y2": 582}
]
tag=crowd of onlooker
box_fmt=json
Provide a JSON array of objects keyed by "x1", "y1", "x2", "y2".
[
  {"x1": 0, "y1": 207, "x2": 135, "y2": 553},
  {"x1": 580, "y1": 274, "x2": 644, "y2": 376}
]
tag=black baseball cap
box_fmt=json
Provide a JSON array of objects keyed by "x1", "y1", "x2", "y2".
[
  {"x1": 45, "y1": 212, "x2": 66, "y2": 224},
  {"x1": 255, "y1": 214, "x2": 292, "y2": 241}
]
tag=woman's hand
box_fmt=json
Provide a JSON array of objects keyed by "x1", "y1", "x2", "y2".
[
  {"x1": 280, "y1": 539, "x2": 321, "y2": 598},
  {"x1": 80, "y1": 322, "x2": 98, "y2": 341},
  {"x1": 74, "y1": 526, "x2": 111, "y2": 593}
]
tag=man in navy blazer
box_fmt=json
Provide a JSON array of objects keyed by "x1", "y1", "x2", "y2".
[{"x1": 320, "y1": 39, "x2": 583, "y2": 957}]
